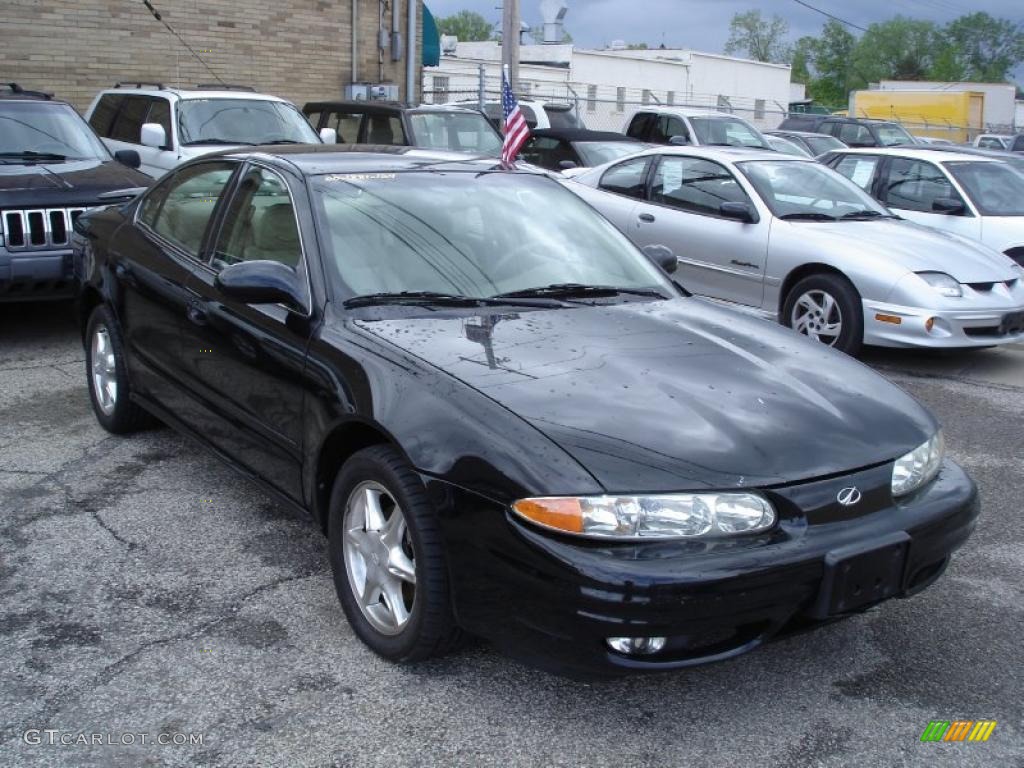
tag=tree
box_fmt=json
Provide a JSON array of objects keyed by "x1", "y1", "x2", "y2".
[
  {"x1": 793, "y1": 21, "x2": 858, "y2": 109},
  {"x1": 436, "y1": 10, "x2": 494, "y2": 42},
  {"x1": 724, "y1": 10, "x2": 790, "y2": 64},
  {"x1": 529, "y1": 25, "x2": 572, "y2": 44},
  {"x1": 941, "y1": 13, "x2": 1024, "y2": 82},
  {"x1": 626, "y1": 43, "x2": 649, "y2": 50},
  {"x1": 850, "y1": 17, "x2": 942, "y2": 85}
]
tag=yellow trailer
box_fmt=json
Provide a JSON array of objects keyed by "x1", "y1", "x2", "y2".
[{"x1": 848, "y1": 90, "x2": 984, "y2": 143}]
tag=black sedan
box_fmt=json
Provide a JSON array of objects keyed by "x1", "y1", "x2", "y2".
[{"x1": 72, "y1": 145, "x2": 979, "y2": 677}]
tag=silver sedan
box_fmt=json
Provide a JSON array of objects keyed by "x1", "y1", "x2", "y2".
[{"x1": 569, "y1": 146, "x2": 1024, "y2": 355}]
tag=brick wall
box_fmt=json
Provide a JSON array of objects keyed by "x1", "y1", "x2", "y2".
[{"x1": 0, "y1": 0, "x2": 422, "y2": 112}]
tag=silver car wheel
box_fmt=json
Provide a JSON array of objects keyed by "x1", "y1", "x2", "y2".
[
  {"x1": 791, "y1": 290, "x2": 842, "y2": 346},
  {"x1": 342, "y1": 480, "x2": 417, "y2": 636},
  {"x1": 90, "y1": 325, "x2": 118, "y2": 416}
]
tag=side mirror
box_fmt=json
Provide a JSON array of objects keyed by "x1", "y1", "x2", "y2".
[
  {"x1": 140, "y1": 122, "x2": 167, "y2": 150},
  {"x1": 642, "y1": 244, "x2": 678, "y2": 274},
  {"x1": 932, "y1": 197, "x2": 966, "y2": 215},
  {"x1": 719, "y1": 201, "x2": 757, "y2": 223},
  {"x1": 215, "y1": 260, "x2": 308, "y2": 313},
  {"x1": 558, "y1": 159, "x2": 578, "y2": 170},
  {"x1": 113, "y1": 149, "x2": 141, "y2": 169},
  {"x1": 320, "y1": 127, "x2": 338, "y2": 144},
  {"x1": 668, "y1": 135, "x2": 691, "y2": 146}
]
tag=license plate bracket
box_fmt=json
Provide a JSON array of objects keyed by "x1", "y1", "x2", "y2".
[{"x1": 808, "y1": 531, "x2": 910, "y2": 619}]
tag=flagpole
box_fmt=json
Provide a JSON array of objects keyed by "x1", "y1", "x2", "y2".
[{"x1": 501, "y1": 0, "x2": 520, "y2": 94}]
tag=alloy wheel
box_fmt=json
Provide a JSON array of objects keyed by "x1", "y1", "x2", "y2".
[
  {"x1": 91, "y1": 325, "x2": 118, "y2": 415},
  {"x1": 342, "y1": 480, "x2": 417, "y2": 636},
  {"x1": 791, "y1": 289, "x2": 843, "y2": 346}
]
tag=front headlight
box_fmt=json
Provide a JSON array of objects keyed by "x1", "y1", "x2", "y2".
[
  {"x1": 917, "y1": 272, "x2": 963, "y2": 298},
  {"x1": 511, "y1": 493, "x2": 776, "y2": 539},
  {"x1": 892, "y1": 432, "x2": 945, "y2": 497}
]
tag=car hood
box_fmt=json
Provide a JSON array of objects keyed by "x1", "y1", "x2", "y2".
[
  {"x1": 0, "y1": 159, "x2": 151, "y2": 207},
  {"x1": 979, "y1": 216, "x2": 1024, "y2": 252},
  {"x1": 777, "y1": 218, "x2": 1019, "y2": 283},
  {"x1": 354, "y1": 298, "x2": 936, "y2": 493}
]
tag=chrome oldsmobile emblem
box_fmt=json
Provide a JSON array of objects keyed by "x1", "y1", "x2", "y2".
[{"x1": 837, "y1": 487, "x2": 862, "y2": 506}]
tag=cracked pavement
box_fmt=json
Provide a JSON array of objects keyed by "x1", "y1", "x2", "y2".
[{"x1": 1, "y1": 301, "x2": 1022, "y2": 768}]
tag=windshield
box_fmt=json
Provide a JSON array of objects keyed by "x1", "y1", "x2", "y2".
[
  {"x1": 945, "y1": 161, "x2": 1024, "y2": 216},
  {"x1": 766, "y1": 135, "x2": 810, "y2": 157},
  {"x1": 312, "y1": 171, "x2": 675, "y2": 300},
  {"x1": 574, "y1": 141, "x2": 643, "y2": 166},
  {"x1": 738, "y1": 160, "x2": 890, "y2": 219},
  {"x1": 690, "y1": 117, "x2": 769, "y2": 149},
  {"x1": 178, "y1": 99, "x2": 319, "y2": 146},
  {"x1": 804, "y1": 135, "x2": 845, "y2": 155},
  {"x1": 875, "y1": 123, "x2": 915, "y2": 147},
  {"x1": 0, "y1": 101, "x2": 110, "y2": 160},
  {"x1": 407, "y1": 112, "x2": 502, "y2": 156}
]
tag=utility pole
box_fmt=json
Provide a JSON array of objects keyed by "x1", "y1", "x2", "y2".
[{"x1": 501, "y1": 0, "x2": 520, "y2": 93}]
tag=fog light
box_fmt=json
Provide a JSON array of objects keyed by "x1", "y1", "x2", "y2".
[
  {"x1": 925, "y1": 317, "x2": 935, "y2": 332},
  {"x1": 607, "y1": 636, "x2": 667, "y2": 655}
]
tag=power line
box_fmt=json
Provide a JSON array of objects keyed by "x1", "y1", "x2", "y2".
[
  {"x1": 140, "y1": 0, "x2": 226, "y2": 86},
  {"x1": 791, "y1": 0, "x2": 869, "y2": 33}
]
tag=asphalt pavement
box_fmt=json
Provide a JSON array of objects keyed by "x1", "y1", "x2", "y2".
[{"x1": 1, "y1": 301, "x2": 1021, "y2": 768}]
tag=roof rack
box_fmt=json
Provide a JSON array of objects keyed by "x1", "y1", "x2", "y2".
[
  {"x1": 1, "y1": 83, "x2": 54, "y2": 100},
  {"x1": 195, "y1": 83, "x2": 255, "y2": 92},
  {"x1": 114, "y1": 81, "x2": 165, "y2": 90}
]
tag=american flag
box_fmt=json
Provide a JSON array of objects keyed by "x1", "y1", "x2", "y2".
[{"x1": 501, "y1": 72, "x2": 530, "y2": 165}]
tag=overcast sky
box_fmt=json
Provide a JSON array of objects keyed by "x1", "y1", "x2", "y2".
[{"x1": 426, "y1": 0, "x2": 1024, "y2": 77}]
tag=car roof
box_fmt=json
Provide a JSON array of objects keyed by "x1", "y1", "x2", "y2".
[
  {"x1": 0, "y1": 83, "x2": 60, "y2": 102},
  {"x1": 631, "y1": 106, "x2": 746, "y2": 119},
  {"x1": 100, "y1": 85, "x2": 287, "y2": 102},
  {"x1": 833, "y1": 146, "x2": 1001, "y2": 163},
  {"x1": 766, "y1": 129, "x2": 837, "y2": 139},
  {"x1": 304, "y1": 101, "x2": 482, "y2": 114},
  {"x1": 531, "y1": 128, "x2": 642, "y2": 143},
  {"x1": 203, "y1": 143, "x2": 544, "y2": 176},
  {"x1": 630, "y1": 145, "x2": 804, "y2": 164}
]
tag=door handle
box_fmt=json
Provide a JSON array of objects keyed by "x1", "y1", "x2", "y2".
[
  {"x1": 639, "y1": 213, "x2": 656, "y2": 223},
  {"x1": 186, "y1": 300, "x2": 209, "y2": 326}
]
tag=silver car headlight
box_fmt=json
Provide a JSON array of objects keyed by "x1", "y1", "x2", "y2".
[
  {"x1": 892, "y1": 432, "x2": 945, "y2": 497},
  {"x1": 511, "y1": 493, "x2": 776, "y2": 539},
  {"x1": 917, "y1": 272, "x2": 963, "y2": 298}
]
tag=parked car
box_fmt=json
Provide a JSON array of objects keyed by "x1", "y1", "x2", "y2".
[
  {"x1": 822, "y1": 147, "x2": 1024, "y2": 266},
  {"x1": 974, "y1": 134, "x2": 1014, "y2": 150},
  {"x1": 765, "y1": 130, "x2": 844, "y2": 157},
  {"x1": 303, "y1": 101, "x2": 502, "y2": 156},
  {"x1": 72, "y1": 145, "x2": 978, "y2": 677},
  {"x1": 569, "y1": 146, "x2": 1024, "y2": 355},
  {"x1": 764, "y1": 133, "x2": 811, "y2": 157},
  {"x1": 85, "y1": 82, "x2": 322, "y2": 178},
  {"x1": 0, "y1": 83, "x2": 149, "y2": 303},
  {"x1": 624, "y1": 106, "x2": 771, "y2": 149},
  {"x1": 913, "y1": 136, "x2": 956, "y2": 146},
  {"x1": 778, "y1": 115, "x2": 916, "y2": 148},
  {"x1": 1009, "y1": 134, "x2": 1024, "y2": 153},
  {"x1": 917, "y1": 142, "x2": 1024, "y2": 174},
  {"x1": 452, "y1": 98, "x2": 585, "y2": 132},
  {"x1": 519, "y1": 128, "x2": 647, "y2": 172}
]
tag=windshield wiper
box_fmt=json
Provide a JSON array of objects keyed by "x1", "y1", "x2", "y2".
[
  {"x1": 0, "y1": 151, "x2": 68, "y2": 161},
  {"x1": 258, "y1": 138, "x2": 305, "y2": 145},
  {"x1": 493, "y1": 283, "x2": 667, "y2": 300},
  {"x1": 839, "y1": 210, "x2": 892, "y2": 221},
  {"x1": 182, "y1": 139, "x2": 256, "y2": 146},
  {"x1": 778, "y1": 212, "x2": 838, "y2": 221},
  {"x1": 343, "y1": 291, "x2": 558, "y2": 309}
]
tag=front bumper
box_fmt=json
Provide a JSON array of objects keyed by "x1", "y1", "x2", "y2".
[
  {"x1": 863, "y1": 298, "x2": 1024, "y2": 348},
  {"x1": 0, "y1": 248, "x2": 75, "y2": 302},
  {"x1": 433, "y1": 459, "x2": 979, "y2": 677}
]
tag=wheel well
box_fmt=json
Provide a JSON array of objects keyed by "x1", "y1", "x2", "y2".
[
  {"x1": 777, "y1": 263, "x2": 849, "y2": 321},
  {"x1": 1005, "y1": 247, "x2": 1024, "y2": 267},
  {"x1": 313, "y1": 421, "x2": 393, "y2": 534},
  {"x1": 77, "y1": 287, "x2": 103, "y2": 345}
]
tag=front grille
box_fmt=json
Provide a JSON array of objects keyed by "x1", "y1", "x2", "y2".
[{"x1": 1, "y1": 207, "x2": 86, "y2": 250}]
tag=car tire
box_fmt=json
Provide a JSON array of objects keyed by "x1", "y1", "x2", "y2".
[
  {"x1": 327, "y1": 445, "x2": 462, "y2": 663},
  {"x1": 85, "y1": 305, "x2": 157, "y2": 433},
  {"x1": 783, "y1": 273, "x2": 863, "y2": 356}
]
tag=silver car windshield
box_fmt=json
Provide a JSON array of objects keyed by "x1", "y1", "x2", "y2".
[
  {"x1": 178, "y1": 99, "x2": 319, "y2": 146},
  {"x1": 945, "y1": 161, "x2": 1024, "y2": 217},
  {"x1": 312, "y1": 171, "x2": 675, "y2": 299},
  {"x1": 738, "y1": 160, "x2": 891, "y2": 220},
  {"x1": 690, "y1": 117, "x2": 769, "y2": 149},
  {"x1": 407, "y1": 112, "x2": 502, "y2": 156}
]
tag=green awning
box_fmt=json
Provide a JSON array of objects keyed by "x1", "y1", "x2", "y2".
[{"x1": 422, "y1": 4, "x2": 440, "y2": 67}]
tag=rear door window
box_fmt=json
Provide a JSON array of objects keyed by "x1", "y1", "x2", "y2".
[
  {"x1": 364, "y1": 114, "x2": 404, "y2": 145},
  {"x1": 598, "y1": 156, "x2": 651, "y2": 199},
  {"x1": 837, "y1": 122, "x2": 875, "y2": 147},
  {"x1": 88, "y1": 94, "x2": 124, "y2": 137}
]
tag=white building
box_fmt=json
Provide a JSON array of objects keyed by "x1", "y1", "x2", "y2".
[
  {"x1": 423, "y1": 42, "x2": 794, "y2": 131},
  {"x1": 875, "y1": 81, "x2": 1019, "y2": 132}
]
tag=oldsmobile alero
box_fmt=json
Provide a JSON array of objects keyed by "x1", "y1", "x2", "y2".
[{"x1": 72, "y1": 145, "x2": 979, "y2": 676}]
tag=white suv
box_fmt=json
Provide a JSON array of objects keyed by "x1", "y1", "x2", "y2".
[
  {"x1": 449, "y1": 98, "x2": 585, "y2": 131},
  {"x1": 84, "y1": 82, "x2": 326, "y2": 178},
  {"x1": 623, "y1": 106, "x2": 770, "y2": 150}
]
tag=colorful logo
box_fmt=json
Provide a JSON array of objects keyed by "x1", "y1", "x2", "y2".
[{"x1": 921, "y1": 720, "x2": 997, "y2": 742}]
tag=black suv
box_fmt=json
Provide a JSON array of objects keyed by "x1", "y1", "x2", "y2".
[
  {"x1": 777, "y1": 115, "x2": 916, "y2": 148},
  {"x1": 303, "y1": 101, "x2": 502, "y2": 156},
  {"x1": 0, "y1": 84, "x2": 150, "y2": 302}
]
